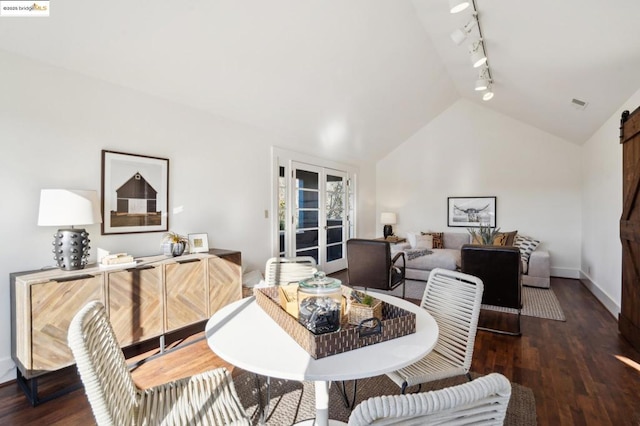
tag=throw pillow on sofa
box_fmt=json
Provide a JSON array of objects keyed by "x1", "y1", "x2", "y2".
[
  {"x1": 414, "y1": 234, "x2": 433, "y2": 249},
  {"x1": 495, "y1": 230, "x2": 518, "y2": 246},
  {"x1": 514, "y1": 234, "x2": 540, "y2": 263},
  {"x1": 406, "y1": 232, "x2": 433, "y2": 249},
  {"x1": 420, "y1": 232, "x2": 444, "y2": 249}
]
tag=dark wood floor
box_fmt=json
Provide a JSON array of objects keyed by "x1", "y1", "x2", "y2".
[{"x1": 1, "y1": 277, "x2": 639, "y2": 425}]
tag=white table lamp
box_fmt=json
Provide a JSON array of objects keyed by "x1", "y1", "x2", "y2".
[
  {"x1": 38, "y1": 189, "x2": 102, "y2": 270},
  {"x1": 380, "y1": 212, "x2": 397, "y2": 238}
]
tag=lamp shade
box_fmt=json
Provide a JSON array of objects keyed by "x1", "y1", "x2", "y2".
[
  {"x1": 449, "y1": 0, "x2": 470, "y2": 14},
  {"x1": 38, "y1": 189, "x2": 102, "y2": 226},
  {"x1": 380, "y1": 212, "x2": 397, "y2": 225}
]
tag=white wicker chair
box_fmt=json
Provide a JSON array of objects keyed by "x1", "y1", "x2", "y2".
[
  {"x1": 386, "y1": 268, "x2": 484, "y2": 393},
  {"x1": 264, "y1": 256, "x2": 317, "y2": 286},
  {"x1": 348, "y1": 373, "x2": 511, "y2": 425},
  {"x1": 67, "y1": 301, "x2": 250, "y2": 426}
]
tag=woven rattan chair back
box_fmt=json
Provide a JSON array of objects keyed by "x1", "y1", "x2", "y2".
[
  {"x1": 421, "y1": 268, "x2": 484, "y2": 374},
  {"x1": 385, "y1": 268, "x2": 484, "y2": 392},
  {"x1": 68, "y1": 301, "x2": 141, "y2": 425},
  {"x1": 68, "y1": 301, "x2": 251, "y2": 426},
  {"x1": 264, "y1": 256, "x2": 317, "y2": 286},
  {"x1": 348, "y1": 373, "x2": 511, "y2": 425}
]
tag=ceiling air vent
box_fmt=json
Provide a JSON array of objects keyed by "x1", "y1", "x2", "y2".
[{"x1": 571, "y1": 98, "x2": 588, "y2": 110}]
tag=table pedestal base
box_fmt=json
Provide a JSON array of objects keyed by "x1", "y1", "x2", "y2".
[{"x1": 292, "y1": 381, "x2": 347, "y2": 426}]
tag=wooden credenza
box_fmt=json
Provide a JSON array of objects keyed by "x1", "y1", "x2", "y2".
[{"x1": 10, "y1": 248, "x2": 241, "y2": 401}]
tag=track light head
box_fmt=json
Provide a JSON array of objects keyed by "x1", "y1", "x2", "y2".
[
  {"x1": 450, "y1": 16, "x2": 478, "y2": 45},
  {"x1": 475, "y1": 78, "x2": 489, "y2": 91},
  {"x1": 449, "y1": 0, "x2": 470, "y2": 13},
  {"x1": 482, "y1": 86, "x2": 494, "y2": 101},
  {"x1": 475, "y1": 67, "x2": 490, "y2": 91},
  {"x1": 469, "y1": 40, "x2": 487, "y2": 68}
]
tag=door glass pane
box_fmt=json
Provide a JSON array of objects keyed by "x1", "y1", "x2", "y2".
[
  {"x1": 325, "y1": 175, "x2": 344, "y2": 226},
  {"x1": 296, "y1": 170, "x2": 319, "y2": 189},
  {"x1": 297, "y1": 248, "x2": 319, "y2": 264},
  {"x1": 326, "y1": 227, "x2": 342, "y2": 244},
  {"x1": 297, "y1": 210, "x2": 318, "y2": 229},
  {"x1": 296, "y1": 230, "x2": 319, "y2": 249},
  {"x1": 298, "y1": 190, "x2": 318, "y2": 209},
  {"x1": 279, "y1": 166, "x2": 286, "y2": 255},
  {"x1": 327, "y1": 244, "x2": 343, "y2": 262}
]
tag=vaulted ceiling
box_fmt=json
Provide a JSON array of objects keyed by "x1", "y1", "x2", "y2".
[{"x1": 2, "y1": 0, "x2": 639, "y2": 163}]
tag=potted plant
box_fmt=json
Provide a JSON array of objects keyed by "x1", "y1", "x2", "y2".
[
  {"x1": 161, "y1": 231, "x2": 189, "y2": 256},
  {"x1": 467, "y1": 225, "x2": 501, "y2": 245}
]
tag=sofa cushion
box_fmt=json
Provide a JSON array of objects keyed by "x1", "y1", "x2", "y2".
[
  {"x1": 442, "y1": 232, "x2": 471, "y2": 250},
  {"x1": 514, "y1": 234, "x2": 540, "y2": 263},
  {"x1": 421, "y1": 232, "x2": 444, "y2": 249}
]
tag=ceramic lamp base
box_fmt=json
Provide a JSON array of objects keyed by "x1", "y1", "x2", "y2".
[
  {"x1": 52, "y1": 228, "x2": 90, "y2": 270},
  {"x1": 383, "y1": 225, "x2": 393, "y2": 238}
]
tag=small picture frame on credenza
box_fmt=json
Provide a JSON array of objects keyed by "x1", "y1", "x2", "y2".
[{"x1": 188, "y1": 233, "x2": 209, "y2": 253}]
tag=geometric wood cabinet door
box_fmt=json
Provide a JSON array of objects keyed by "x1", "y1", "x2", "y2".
[
  {"x1": 208, "y1": 253, "x2": 242, "y2": 316},
  {"x1": 164, "y1": 258, "x2": 208, "y2": 331},
  {"x1": 107, "y1": 265, "x2": 163, "y2": 346},
  {"x1": 29, "y1": 274, "x2": 104, "y2": 375}
]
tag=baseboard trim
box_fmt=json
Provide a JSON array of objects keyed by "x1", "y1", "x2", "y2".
[
  {"x1": 579, "y1": 271, "x2": 620, "y2": 318},
  {"x1": 0, "y1": 357, "x2": 16, "y2": 386},
  {"x1": 551, "y1": 267, "x2": 580, "y2": 279}
]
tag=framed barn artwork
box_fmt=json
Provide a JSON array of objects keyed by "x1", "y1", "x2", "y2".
[
  {"x1": 447, "y1": 196, "x2": 496, "y2": 228},
  {"x1": 101, "y1": 150, "x2": 169, "y2": 235}
]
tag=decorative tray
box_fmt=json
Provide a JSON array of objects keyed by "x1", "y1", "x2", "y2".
[{"x1": 254, "y1": 286, "x2": 416, "y2": 359}]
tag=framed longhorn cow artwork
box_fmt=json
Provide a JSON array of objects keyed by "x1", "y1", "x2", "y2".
[{"x1": 447, "y1": 196, "x2": 496, "y2": 228}]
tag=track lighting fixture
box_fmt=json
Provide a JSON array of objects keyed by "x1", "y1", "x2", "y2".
[
  {"x1": 469, "y1": 40, "x2": 487, "y2": 68},
  {"x1": 449, "y1": 0, "x2": 470, "y2": 14},
  {"x1": 450, "y1": 14, "x2": 478, "y2": 45},
  {"x1": 475, "y1": 67, "x2": 490, "y2": 91},
  {"x1": 448, "y1": 0, "x2": 494, "y2": 100},
  {"x1": 482, "y1": 85, "x2": 494, "y2": 101}
]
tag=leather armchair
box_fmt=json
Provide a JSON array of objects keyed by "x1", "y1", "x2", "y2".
[
  {"x1": 346, "y1": 238, "x2": 406, "y2": 298},
  {"x1": 460, "y1": 244, "x2": 522, "y2": 335}
]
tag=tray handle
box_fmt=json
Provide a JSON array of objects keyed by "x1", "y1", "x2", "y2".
[{"x1": 357, "y1": 317, "x2": 382, "y2": 338}]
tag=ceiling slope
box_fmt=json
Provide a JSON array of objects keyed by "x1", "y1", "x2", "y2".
[{"x1": 1, "y1": 0, "x2": 639, "y2": 162}]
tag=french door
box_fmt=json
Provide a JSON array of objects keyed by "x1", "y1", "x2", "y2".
[{"x1": 278, "y1": 161, "x2": 352, "y2": 274}]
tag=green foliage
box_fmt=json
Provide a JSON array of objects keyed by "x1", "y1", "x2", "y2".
[
  {"x1": 162, "y1": 231, "x2": 188, "y2": 244},
  {"x1": 362, "y1": 294, "x2": 374, "y2": 306},
  {"x1": 467, "y1": 225, "x2": 501, "y2": 245}
]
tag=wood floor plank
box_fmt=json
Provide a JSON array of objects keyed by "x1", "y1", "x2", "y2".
[{"x1": 0, "y1": 276, "x2": 639, "y2": 425}]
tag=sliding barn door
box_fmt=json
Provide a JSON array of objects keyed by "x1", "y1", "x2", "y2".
[{"x1": 620, "y1": 107, "x2": 640, "y2": 352}]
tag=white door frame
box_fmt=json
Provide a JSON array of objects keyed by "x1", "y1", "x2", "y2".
[{"x1": 271, "y1": 147, "x2": 357, "y2": 274}]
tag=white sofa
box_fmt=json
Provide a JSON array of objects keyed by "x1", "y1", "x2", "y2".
[{"x1": 392, "y1": 232, "x2": 551, "y2": 288}]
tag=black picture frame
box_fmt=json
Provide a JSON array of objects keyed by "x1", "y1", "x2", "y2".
[
  {"x1": 101, "y1": 150, "x2": 169, "y2": 235},
  {"x1": 447, "y1": 196, "x2": 497, "y2": 228}
]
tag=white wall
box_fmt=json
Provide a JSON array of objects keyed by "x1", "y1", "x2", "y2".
[
  {"x1": 580, "y1": 88, "x2": 640, "y2": 317},
  {"x1": 376, "y1": 99, "x2": 582, "y2": 276},
  {"x1": 0, "y1": 51, "x2": 376, "y2": 384}
]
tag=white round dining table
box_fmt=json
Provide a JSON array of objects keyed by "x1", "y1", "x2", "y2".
[{"x1": 205, "y1": 291, "x2": 438, "y2": 426}]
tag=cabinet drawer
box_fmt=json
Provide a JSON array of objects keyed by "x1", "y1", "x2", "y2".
[
  {"x1": 108, "y1": 266, "x2": 163, "y2": 346},
  {"x1": 30, "y1": 274, "x2": 104, "y2": 372},
  {"x1": 165, "y1": 259, "x2": 207, "y2": 331},
  {"x1": 208, "y1": 254, "x2": 241, "y2": 316}
]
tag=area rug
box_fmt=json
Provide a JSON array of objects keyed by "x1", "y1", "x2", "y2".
[
  {"x1": 482, "y1": 286, "x2": 566, "y2": 321},
  {"x1": 368, "y1": 279, "x2": 566, "y2": 321},
  {"x1": 233, "y1": 371, "x2": 536, "y2": 425}
]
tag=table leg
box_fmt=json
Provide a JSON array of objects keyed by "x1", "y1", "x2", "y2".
[
  {"x1": 295, "y1": 381, "x2": 346, "y2": 425},
  {"x1": 315, "y1": 381, "x2": 329, "y2": 426}
]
